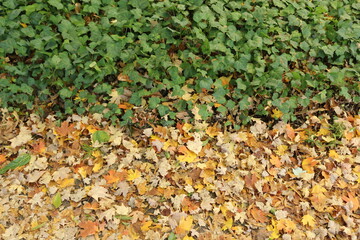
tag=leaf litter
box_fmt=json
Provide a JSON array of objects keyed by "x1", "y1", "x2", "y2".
[{"x1": 0, "y1": 110, "x2": 359, "y2": 240}]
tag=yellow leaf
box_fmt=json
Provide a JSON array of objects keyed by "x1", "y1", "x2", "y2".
[
  {"x1": 92, "y1": 161, "x2": 103, "y2": 173},
  {"x1": 127, "y1": 169, "x2": 141, "y2": 181},
  {"x1": 78, "y1": 167, "x2": 88, "y2": 178},
  {"x1": 267, "y1": 219, "x2": 280, "y2": 239},
  {"x1": 140, "y1": 221, "x2": 152, "y2": 232},
  {"x1": 276, "y1": 145, "x2": 288, "y2": 155},
  {"x1": 219, "y1": 74, "x2": 232, "y2": 86},
  {"x1": 175, "y1": 216, "x2": 193, "y2": 234},
  {"x1": 271, "y1": 109, "x2": 283, "y2": 119},
  {"x1": 311, "y1": 184, "x2": 327, "y2": 194},
  {"x1": 58, "y1": 178, "x2": 75, "y2": 188},
  {"x1": 221, "y1": 217, "x2": 233, "y2": 231},
  {"x1": 177, "y1": 146, "x2": 198, "y2": 163},
  {"x1": 302, "y1": 157, "x2": 318, "y2": 173},
  {"x1": 328, "y1": 150, "x2": 339, "y2": 159},
  {"x1": 317, "y1": 128, "x2": 330, "y2": 136},
  {"x1": 301, "y1": 215, "x2": 315, "y2": 227},
  {"x1": 183, "y1": 236, "x2": 195, "y2": 240}
]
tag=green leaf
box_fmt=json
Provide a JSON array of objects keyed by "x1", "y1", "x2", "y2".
[
  {"x1": 59, "y1": 88, "x2": 73, "y2": 99},
  {"x1": 52, "y1": 192, "x2": 62, "y2": 208},
  {"x1": 168, "y1": 232, "x2": 177, "y2": 240},
  {"x1": 92, "y1": 130, "x2": 110, "y2": 143},
  {"x1": 0, "y1": 154, "x2": 31, "y2": 175},
  {"x1": 48, "y1": 0, "x2": 64, "y2": 10}
]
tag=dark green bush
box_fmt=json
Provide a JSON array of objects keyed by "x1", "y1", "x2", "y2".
[{"x1": 0, "y1": 0, "x2": 359, "y2": 124}]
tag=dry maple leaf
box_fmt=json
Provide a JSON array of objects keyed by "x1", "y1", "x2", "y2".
[
  {"x1": 78, "y1": 220, "x2": 99, "y2": 238},
  {"x1": 10, "y1": 126, "x2": 32, "y2": 148},
  {"x1": 32, "y1": 139, "x2": 46, "y2": 154},
  {"x1": 55, "y1": 121, "x2": 75, "y2": 137},
  {"x1": 301, "y1": 215, "x2": 315, "y2": 228},
  {"x1": 175, "y1": 216, "x2": 193, "y2": 235},
  {"x1": 104, "y1": 170, "x2": 127, "y2": 184},
  {"x1": 286, "y1": 124, "x2": 295, "y2": 141},
  {"x1": 0, "y1": 154, "x2": 6, "y2": 164},
  {"x1": 342, "y1": 192, "x2": 359, "y2": 212},
  {"x1": 250, "y1": 207, "x2": 268, "y2": 223},
  {"x1": 302, "y1": 157, "x2": 318, "y2": 173}
]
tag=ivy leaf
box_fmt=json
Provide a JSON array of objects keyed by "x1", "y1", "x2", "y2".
[
  {"x1": 48, "y1": 0, "x2": 64, "y2": 10},
  {"x1": 0, "y1": 154, "x2": 31, "y2": 175}
]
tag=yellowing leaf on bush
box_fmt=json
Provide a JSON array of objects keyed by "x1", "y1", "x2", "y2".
[
  {"x1": 175, "y1": 216, "x2": 193, "y2": 234},
  {"x1": 271, "y1": 109, "x2": 283, "y2": 119},
  {"x1": 301, "y1": 215, "x2": 315, "y2": 227},
  {"x1": 302, "y1": 157, "x2": 318, "y2": 173},
  {"x1": 127, "y1": 169, "x2": 141, "y2": 181},
  {"x1": 220, "y1": 74, "x2": 232, "y2": 86}
]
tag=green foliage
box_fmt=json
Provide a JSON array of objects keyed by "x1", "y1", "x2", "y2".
[
  {"x1": 0, "y1": 153, "x2": 31, "y2": 175},
  {"x1": 0, "y1": 0, "x2": 359, "y2": 124}
]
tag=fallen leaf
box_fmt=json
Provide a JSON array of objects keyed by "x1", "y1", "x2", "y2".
[
  {"x1": 250, "y1": 207, "x2": 268, "y2": 223},
  {"x1": 301, "y1": 215, "x2": 315, "y2": 228},
  {"x1": 127, "y1": 169, "x2": 141, "y2": 181},
  {"x1": 55, "y1": 121, "x2": 75, "y2": 137},
  {"x1": 79, "y1": 221, "x2": 99, "y2": 238},
  {"x1": 302, "y1": 157, "x2": 318, "y2": 173},
  {"x1": 104, "y1": 170, "x2": 127, "y2": 184},
  {"x1": 342, "y1": 192, "x2": 359, "y2": 212},
  {"x1": 286, "y1": 124, "x2": 295, "y2": 141},
  {"x1": 175, "y1": 216, "x2": 193, "y2": 234}
]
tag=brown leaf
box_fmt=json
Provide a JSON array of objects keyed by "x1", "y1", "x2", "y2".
[
  {"x1": 78, "y1": 221, "x2": 99, "y2": 238},
  {"x1": 55, "y1": 121, "x2": 75, "y2": 137},
  {"x1": 250, "y1": 207, "x2": 268, "y2": 223},
  {"x1": 286, "y1": 124, "x2": 295, "y2": 141}
]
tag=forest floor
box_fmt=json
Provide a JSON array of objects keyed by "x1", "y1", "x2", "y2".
[{"x1": 0, "y1": 108, "x2": 359, "y2": 240}]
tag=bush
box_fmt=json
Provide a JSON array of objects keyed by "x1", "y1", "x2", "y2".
[{"x1": 0, "y1": 0, "x2": 359, "y2": 125}]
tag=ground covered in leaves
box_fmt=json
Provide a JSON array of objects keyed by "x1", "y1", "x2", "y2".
[{"x1": 0, "y1": 109, "x2": 359, "y2": 240}]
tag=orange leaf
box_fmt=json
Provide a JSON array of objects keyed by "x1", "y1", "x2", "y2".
[
  {"x1": 55, "y1": 121, "x2": 75, "y2": 137},
  {"x1": 270, "y1": 155, "x2": 281, "y2": 168},
  {"x1": 0, "y1": 154, "x2": 6, "y2": 164},
  {"x1": 79, "y1": 221, "x2": 99, "y2": 238},
  {"x1": 84, "y1": 202, "x2": 99, "y2": 210},
  {"x1": 286, "y1": 124, "x2": 295, "y2": 141},
  {"x1": 32, "y1": 139, "x2": 46, "y2": 154},
  {"x1": 250, "y1": 207, "x2": 268, "y2": 223},
  {"x1": 342, "y1": 192, "x2": 359, "y2": 212},
  {"x1": 118, "y1": 102, "x2": 134, "y2": 109},
  {"x1": 103, "y1": 170, "x2": 127, "y2": 184},
  {"x1": 302, "y1": 157, "x2": 318, "y2": 173}
]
